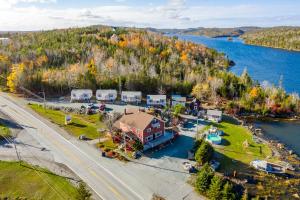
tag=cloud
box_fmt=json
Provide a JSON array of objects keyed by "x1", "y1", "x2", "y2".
[
  {"x1": 0, "y1": 0, "x2": 55, "y2": 9},
  {"x1": 0, "y1": 1, "x2": 299, "y2": 31}
]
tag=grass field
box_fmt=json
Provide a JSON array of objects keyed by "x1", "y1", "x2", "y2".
[
  {"x1": 29, "y1": 104, "x2": 106, "y2": 139},
  {"x1": 210, "y1": 120, "x2": 273, "y2": 173},
  {"x1": 0, "y1": 161, "x2": 78, "y2": 200},
  {"x1": 0, "y1": 122, "x2": 10, "y2": 139}
]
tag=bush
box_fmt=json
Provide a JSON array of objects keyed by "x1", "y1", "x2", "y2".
[
  {"x1": 132, "y1": 140, "x2": 144, "y2": 152},
  {"x1": 221, "y1": 181, "x2": 236, "y2": 200},
  {"x1": 207, "y1": 175, "x2": 223, "y2": 200},
  {"x1": 195, "y1": 141, "x2": 214, "y2": 165},
  {"x1": 76, "y1": 182, "x2": 92, "y2": 200},
  {"x1": 195, "y1": 163, "x2": 214, "y2": 194},
  {"x1": 173, "y1": 104, "x2": 186, "y2": 116}
]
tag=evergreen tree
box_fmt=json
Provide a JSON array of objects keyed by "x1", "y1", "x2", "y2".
[
  {"x1": 195, "y1": 141, "x2": 214, "y2": 165},
  {"x1": 221, "y1": 181, "x2": 236, "y2": 200},
  {"x1": 241, "y1": 188, "x2": 249, "y2": 200},
  {"x1": 207, "y1": 175, "x2": 223, "y2": 200},
  {"x1": 195, "y1": 163, "x2": 214, "y2": 194}
]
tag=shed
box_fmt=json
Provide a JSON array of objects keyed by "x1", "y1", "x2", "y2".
[
  {"x1": 96, "y1": 89, "x2": 117, "y2": 101},
  {"x1": 71, "y1": 89, "x2": 93, "y2": 102},
  {"x1": 206, "y1": 109, "x2": 222, "y2": 123}
]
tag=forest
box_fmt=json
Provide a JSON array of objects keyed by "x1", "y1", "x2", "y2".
[
  {"x1": 0, "y1": 26, "x2": 299, "y2": 116},
  {"x1": 241, "y1": 27, "x2": 300, "y2": 51}
]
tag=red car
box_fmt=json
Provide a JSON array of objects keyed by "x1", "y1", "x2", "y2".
[{"x1": 99, "y1": 104, "x2": 106, "y2": 112}]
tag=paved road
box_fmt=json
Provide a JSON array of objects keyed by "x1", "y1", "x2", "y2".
[{"x1": 0, "y1": 93, "x2": 144, "y2": 200}]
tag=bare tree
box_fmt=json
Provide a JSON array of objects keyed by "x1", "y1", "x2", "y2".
[{"x1": 209, "y1": 77, "x2": 223, "y2": 104}]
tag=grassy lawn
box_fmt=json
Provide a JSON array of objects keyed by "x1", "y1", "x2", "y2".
[
  {"x1": 0, "y1": 122, "x2": 10, "y2": 139},
  {"x1": 0, "y1": 161, "x2": 78, "y2": 200},
  {"x1": 209, "y1": 120, "x2": 273, "y2": 173},
  {"x1": 98, "y1": 139, "x2": 118, "y2": 151},
  {"x1": 29, "y1": 104, "x2": 106, "y2": 139}
]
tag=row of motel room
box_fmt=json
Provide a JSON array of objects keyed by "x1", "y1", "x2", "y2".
[
  {"x1": 71, "y1": 89, "x2": 187, "y2": 107},
  {"x1": 71, "y1": 89, "x2": 222, "y2": 150}
]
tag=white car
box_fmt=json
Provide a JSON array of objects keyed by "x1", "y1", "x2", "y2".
[{"x1": 182, "y1": 162, "x2": 193, "y2": 171}]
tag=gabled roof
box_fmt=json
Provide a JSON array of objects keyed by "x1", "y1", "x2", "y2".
[
  {"x1": 114, "y1": 111, "x2": 160, "y2": 131},
  {"x1": 122, "y1": 91, "x2": 142, "y2": 96},
  {"x1": 171, "y1": 95, "x2": 186, "y2": 102},
  {"x1": 147, "y1": 95, "x2": 166, "y2": 100},
  {"x1": 96, "y1": 89, "x2": 117, "y2": 94},
  {"x1": 207, "y1": 109, "x2": 222, "y2": 117}
]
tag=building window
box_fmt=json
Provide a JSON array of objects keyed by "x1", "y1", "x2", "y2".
[
  {"x1": 146, "y1": 135, "x2": 153, "y2": 142},
  {"x1": 155, "y1": 132, "x2": 162, "y2": 138},
  {"x1": 147, "y1": 128, "x2": 151, "y2": 133}
]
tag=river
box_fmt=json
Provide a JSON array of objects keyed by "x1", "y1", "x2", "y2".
[{"x1": 174, "y1": 34, "x2": 300, "y2": 156}]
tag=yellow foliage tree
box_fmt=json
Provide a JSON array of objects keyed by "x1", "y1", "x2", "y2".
[
  {"x1": 86, "y1": 59, "x2": 97, "y2": 76},
  {"x1": 148, "y1": 47, "x2": 157, "y2": 54},
  {"x1": 180, "y1": 52, "x2": 188, "y2": 63},
  {"x1": 191, "y1": 83, "x2": 210, "y2": 100},
  {"x1": 35, "y1": 55, "x2": 48, "y2": 67},
  {"x1": 118, "y1": 40, "x2": 128, "y2": 48},
  {"x1": 250, "y1": 87, "x2": 259, "y2": 99},
  {"x1": 7, "y1": 63, "x2": 25, "y2": 92},
  {"x1": 0, "y1": 54, "x2": 9, "y2": 63}
]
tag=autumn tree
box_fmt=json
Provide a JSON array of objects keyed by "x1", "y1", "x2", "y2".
[{"x1": 7, "y1": 63, "x2": 25, "y2": 92}]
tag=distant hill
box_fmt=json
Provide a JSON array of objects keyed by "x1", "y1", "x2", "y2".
[
  {"x1": 149, "y1": 27, "x2": 261, "y2": 38},
  {"x1": 241, "y1": 26, "x2": 300, "y2": 51}
]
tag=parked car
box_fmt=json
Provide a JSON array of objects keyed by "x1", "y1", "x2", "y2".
[
  {"x1": 79, "y1": 134, "x2": 88, "y2": 140},
  {"x1": 99, "y1": 103, "x2": 106, "y2": 112},
  {"x1": 182, "y1": 162, "x2": 196, "y2": 173}
]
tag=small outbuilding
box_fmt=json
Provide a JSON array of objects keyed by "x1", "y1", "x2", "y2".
[
  {"x1": 171, "y1": 95, "x2": 186, "y2": 107},
  {"x1": 96, "y1": 89, "x2": 117, "y2": 102},
  {"x1": 121, "y1": 91, "x2": 142, "y2": 104},
  {"x1": 206, "y1": 109, "x2": 223, "y2": 123},
  {"x1": 71, "y1": 89, "x2": 93, "y2": 102},
  {"x1": 146, "y1": 95, "x2": 167, "y2": 107}
]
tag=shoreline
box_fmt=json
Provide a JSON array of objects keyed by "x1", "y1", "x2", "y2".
[{"x1": 236, "y1": 115, "x2": 300, "y2": 163}]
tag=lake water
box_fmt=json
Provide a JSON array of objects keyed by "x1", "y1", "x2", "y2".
[
  {"x1": 174, "y1": 34, "x2": 300, "y2": 156},
  {"x1": 175, "y1": 35, "x2": 300, "y2": 94},
  {"x1": 255, "y1": 120, "x2": 300, "y2": 155}
]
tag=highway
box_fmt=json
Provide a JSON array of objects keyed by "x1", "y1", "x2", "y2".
[{"x1": 0, "y1": 93, "x2": 144, "y2": 200}]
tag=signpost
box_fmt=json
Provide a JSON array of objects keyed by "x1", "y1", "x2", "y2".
[{"x1": 65, "y1": 115, "x2": 72, "y2": 125}]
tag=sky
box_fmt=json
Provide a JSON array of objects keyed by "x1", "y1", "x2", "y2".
[{"x1": 0, "y1": 0, "x2": 300, "y2": 31}]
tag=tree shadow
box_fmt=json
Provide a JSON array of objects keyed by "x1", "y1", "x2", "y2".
[
  {"x1": 221, "y1": 138, "x2": 231, "y2": 146},
  {"x1": 0, "y1": 118, "x2": 23, "y2": 130},
  {"x1": 70, "y1": 123, "x2": 87, "y2": 128},
  {"x1": 144, "y1": 134, "x2": 195, "y2": 159}
]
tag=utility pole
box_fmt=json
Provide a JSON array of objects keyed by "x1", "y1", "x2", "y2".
[
  {"x1": 123, "y1": 132, "x2": 127, "y2": 154},
  {"x1": 118, "y1": 76, "x2": 122, "y2": 97}
]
